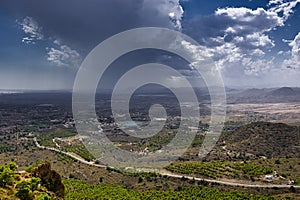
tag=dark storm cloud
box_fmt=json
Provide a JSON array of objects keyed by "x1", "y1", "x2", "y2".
[{"x1": 0, "y1": 0, "x2": 176, "y2": 52}]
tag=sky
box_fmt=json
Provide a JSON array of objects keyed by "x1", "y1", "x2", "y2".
[{"x1": 0, "y1": 0, "x2": 299, "y2": 90}]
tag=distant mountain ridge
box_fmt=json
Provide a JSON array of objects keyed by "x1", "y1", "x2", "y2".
[
  {"x1": 227, "y1": 87, "x2": 300, "y2": 103},
  {"x1": 270, "y1": 87, "x2": 296, "y2": 96},
  {"x1": 1, "y1": 86, "x2": 300, "y2": 104}
]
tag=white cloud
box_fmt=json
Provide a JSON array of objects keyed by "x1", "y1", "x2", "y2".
[
  {"x1": 180, "y1": 40, "x2": 213, "y2": 71},
  {"x1": 282, "y1": 32, "x2": 300, "y2": 69},
  {"x1": 201, "y1": 2, "x2": 300, "y2": 86},
  {"x1": 216, "y1": 7, "x2": 283, "y2": 26},
  {"x1": 143, "y1": 0, "x2": 184, "y2": 30},
  {"x1": 180, "y1": 34, "x2": 272, "y2": 78},
  {"x1": 247, "y1": 33, "x2": 274, "y2": 47},
  {"x1": 216, "y1": 7, "x2": 283, "y2": 28},
  {"x1": 46, "y1": 45, "x2": 82, "y2": 68},
  {"x1": 290, "y1": 32, "x2": 300, "y2": 58},
  {"x1": 185, "y1": 5, "x2": 285, "y2": 70},
  {"x1": 185, "y1": 3, "x2": 299, "y2": 79},
  {"x1": 243, "y1": 58, "x2": 273, "y2": 76},
  {"x1": 166, "y1": 76, "x2": 187, "y2": 87},
  {"x1": 277, "y1": 50, "x2": 284, "y2": 55},
  {"x1": 18, "y1": 16, "x2": 43, "y2": 44},
  {"x1": 269, "y1": 0, "x2": 300, "y2": 21},
  {"x1": 214, "y1": 7, "x2": 282, "y2": 49},
  {"x1": 268, "y1": 0, "x2": 284, "y2": 5},
  {"x1": 18, "y1": 16, "x2": 82, "y2": 68},
  {"x1": 210, "y1": 43, "x2": 241, "y2": 64}
]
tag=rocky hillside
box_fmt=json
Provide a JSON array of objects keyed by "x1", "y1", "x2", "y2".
[
  {"x1": 0, "y1": 162, "x2": 64, "y2": 200},
  {"x1": 207, "y1": 122, "x2": 300, "y2": 161}
]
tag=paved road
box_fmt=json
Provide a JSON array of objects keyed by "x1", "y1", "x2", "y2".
[
  {"x1": 33, "y1": 137, "x2": 300, "y2": 189},
  {"x1": 158, "y1": 170, "x2": 300, "y2": 188}
]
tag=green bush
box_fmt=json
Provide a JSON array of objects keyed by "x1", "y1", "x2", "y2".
[
  {"x1": 30, "y1": 177, "x2": 41, "y2": 191},
  {"x1": 63, "y1": 179, "x2": 275, "y2": 200},
  {"x1": 36, "y1": 193, "x2": 51, "y2": 200},
  {"x1": 294, "y1": 178, "x2": 300, "y2": 185},
  {"x1": 15, "y1": 178, "x2": 42, "y2": 200},
  {"x1": 138, "y1": 176, "x2": 143, "y2": 183},
  {"x1": 16, "y1": 181, "x2": 33, "y2": 200},
  {"x1": 275, "y1": 159, "x2": 281, "y2": 164},
  {"x1": 0, "y1": 162, "x2": 17, "y2": 187}
]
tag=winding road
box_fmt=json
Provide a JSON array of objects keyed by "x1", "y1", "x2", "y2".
[{"x1": 33, "y1": 137, "x2": 300, "y2": 189}]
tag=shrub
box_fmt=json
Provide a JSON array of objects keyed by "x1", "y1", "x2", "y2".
[
  {"x1": 138, "y1": 176, "x2": 143, "y2": 183},
  {"x1": 16, "y1": 181, "x2": 33, "y2": 200},
  {"x1": 30, "y1": 177, "x2": 41, "y2": 191},
  {"x1": 0, "y1": 162, "x2": 17, "y2": 187},
  {"x1": 36, "y1": 193, "x2": 51, "y2": 200}
]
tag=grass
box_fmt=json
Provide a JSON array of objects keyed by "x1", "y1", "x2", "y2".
[
  {"x1": 37, "y1": 128, "x2": 77, "y2": 147},
  {"x1": 62, "y1": 144, "x2": 95, "y2": 162}
]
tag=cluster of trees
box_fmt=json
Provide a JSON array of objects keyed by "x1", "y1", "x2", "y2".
[
  {"x1": 15, "y1": 177, "x2": 41, "y2": 200},
  {"x1": 0, "y1": 162, "x2": 52, "y2": 200},
  {"x1": 64, "y1": 179, "x2": 274, "y2": 200},
  {"x1": 15, "y1": 178, "x2": 51, "y2": 200},
  {"x1": 0, "y1": 162, "x2": 17, "y2": 187}
]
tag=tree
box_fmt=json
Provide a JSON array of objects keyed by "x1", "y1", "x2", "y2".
[
  {"x1": 138, "y1": 176, "x2": 143, "y2": 183},
  {"x1": 275, "y1": 159, "x2": 281, "y2": 164},
  {"x1": 36, "y1": 193, "x2": 51, "y2": 200},
  {"x1": 7, "y1": 162, "x2": 17, "y2": 171},
  {"x1": 30, "y1": 177, "x2": 41, "y2": 191},
  {"x1": 0, "y1": 162, "x2": 16, "y2": 187},
  {"x1": 16, "y1": 181, "x2": 33, "y2": 200}
]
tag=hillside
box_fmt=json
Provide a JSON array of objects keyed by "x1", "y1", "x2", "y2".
[
  {"x1": 207, "y1": 122, "x2": 300, "y2": 161},
  {"x1": 0, "y1": 162, "x2": 277, "y2": 200},
  {"x1": 0, "y1": 162, "x2": 64, "y2": 200}
]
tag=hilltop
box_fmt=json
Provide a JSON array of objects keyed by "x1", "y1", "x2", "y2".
[{"x1": 207, "y1": 122, "x2": 300, "y2": 161}]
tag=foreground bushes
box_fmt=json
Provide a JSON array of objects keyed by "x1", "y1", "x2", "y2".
[{"x1": 64, "y1": 179, "x2": 274, "y2": 200}]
